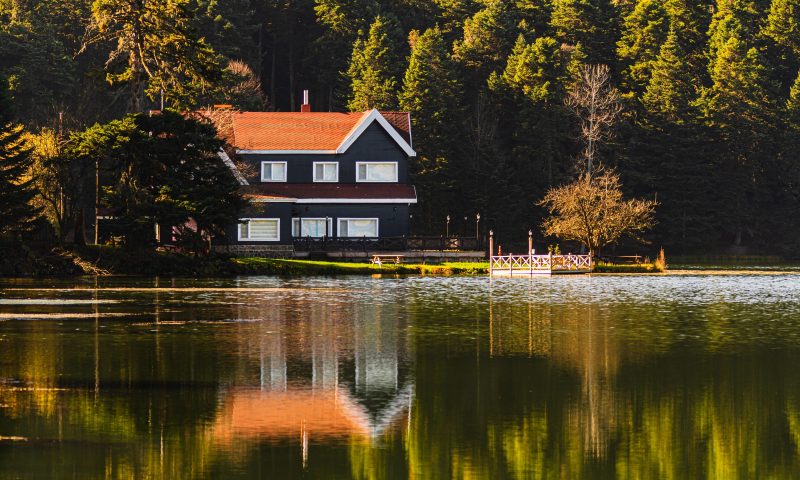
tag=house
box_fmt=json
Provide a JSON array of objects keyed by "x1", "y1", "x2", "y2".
[
  {"x1": 213, "y1": 297, "x2": 413, "y2": 445},
  {"x1": 214, "y1": 94, "x2": 417, "y2": 257}
]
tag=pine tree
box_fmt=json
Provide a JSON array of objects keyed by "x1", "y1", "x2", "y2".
[
  {"x1": 346, "y1": 16, "x2": 402, "y2": 111},
  {"x1": 642, "y1": 29, "x2": 696, "y2": 123},
  {"x1": 84, "y1": 0, "x2": 222, "y2": 112},
  {"x1": 706, "y1": 0, "x2": 762, "y2": 66},
  {"x1": 550, "y1": 0, "x2": 618, "y2": 64},
  {"x1": 453, "y1": 0, "x2": 520, "y2": 84},
  {"x1": 399, "y1": 27, "x2": 463, "y2": 232},
  {"x1": 762, "y1": 0, "x2": 800, "y2": 95},
  {"x1": 488, "y1": 35, "x2": 580, "y2": 235},
  {"x1": 617, "y1": 0, "x2": 670, "y2": 96},
  {"x1": 788, "y1": 70, "x2": 800, "y2": 127},
  {"x1": 498, "y1": 35, "x2": 580, "y2": 104},
  {"x1": 663, "y1": 0, "x2": 713, "y2": 87},
  {"x1": 700, "y1": 30, "x2": 779, "y2": 247},
  {"x1": 0, "y1": 76, "x2": 40, "y2": 236},
  {"x1": 764, "y1": 0, "x2": 800, "y2": 58}
]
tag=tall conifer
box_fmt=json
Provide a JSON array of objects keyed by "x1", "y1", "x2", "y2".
[
  {"x1": 642, "y1": 29, "x2": 695, "y2": 123},
  {"x1": 399, "y1": 27, "x2": 463, "y2": 232},
  {"x1": 550, "y1": 0, "x2": 618, "y2": 64},
  {"x1": 0, "y1": 76, "x2": 40, "y2": 236},
  {"x1": 346, "y1": 16, "x2": 402, "y2": 111},
  {"x1": 617, "y1": 0, "x2": 670, "y2": 96}
]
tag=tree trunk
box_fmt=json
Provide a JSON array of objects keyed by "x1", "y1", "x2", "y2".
[
  {"x1": 270, "y1": 34, "x2": 276, "y2": 110},
  {"x1": 74, "y1": 208, "x2": 86, "y2": 247},
  {"x1": 288, "y1": 43, "x2": 295, "y2": 111}
]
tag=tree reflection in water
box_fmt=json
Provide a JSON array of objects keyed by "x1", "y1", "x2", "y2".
[{"x1": 0, "y1": 276, "x2": 799, "y2": 478}]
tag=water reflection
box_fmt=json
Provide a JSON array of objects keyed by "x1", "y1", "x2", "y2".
[
  {"x1": 0, "y1": 275, "x2": 799, "y2": 478},
  {"x1": 214, "y1": 298, "x2": 412, "y2": 448}
]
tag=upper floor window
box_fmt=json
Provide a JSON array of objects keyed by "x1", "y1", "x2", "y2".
[
  {"x1": 313, "y1": 162, "x2": 339, "y2": 182},
  {"x1": 261, "y1": 161, "x2": 287, "y2": 182},
  {"x1": 356, "y1": 162, "x2": 398, "y2": 182}
]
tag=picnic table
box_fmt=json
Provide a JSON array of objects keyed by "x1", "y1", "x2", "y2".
[{"x1": 371, "y1": 254, "x2": 405, "y2": 267}]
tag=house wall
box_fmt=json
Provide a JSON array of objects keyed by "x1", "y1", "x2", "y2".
[
  {"x1": 292, "y1": 204, "x2": 410, "y2": 238},
  {"x1": 222, "y1": 203, "x2": 411, "y2": 246},
  {"x1": 238, "y1": 123, "x2": 410, "y2": 184}
]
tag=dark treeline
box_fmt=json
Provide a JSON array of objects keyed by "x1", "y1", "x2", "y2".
[{"x1": 2, "y1": 0, "x2": 800, "y2": 254}]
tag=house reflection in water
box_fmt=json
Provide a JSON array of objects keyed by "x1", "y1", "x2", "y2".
[{"x1": 213, "y1": 295, "x2": 412, "y2": 447}]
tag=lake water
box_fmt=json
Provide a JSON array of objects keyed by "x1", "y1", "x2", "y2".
[{"x1": 1, "y1": 273, "x2": 800, "y2": 478}]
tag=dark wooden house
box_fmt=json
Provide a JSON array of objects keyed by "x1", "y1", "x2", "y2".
[{"x1": 216, "y1": 99, "x2": 417, "y2": 256}]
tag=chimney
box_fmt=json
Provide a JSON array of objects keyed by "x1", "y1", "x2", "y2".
[{"x1": 301, "y1": 90, "x2": 311, "y2": 112}]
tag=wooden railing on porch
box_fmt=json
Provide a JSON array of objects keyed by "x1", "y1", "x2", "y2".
[{"x1": 293, "y1": 236, "x2": 483, "y2": 252}]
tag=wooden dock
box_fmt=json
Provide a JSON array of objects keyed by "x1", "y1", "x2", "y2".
[{"x1": 490, "y1": 254, "x2": 593, "y2": 276}]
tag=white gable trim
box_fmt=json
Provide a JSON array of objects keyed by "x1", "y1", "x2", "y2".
[
  {"x1": 217, "y1": 149, "x2": 249, "y2": 185},
  {"x1": 336, "y1": 109, "x2": 416, "y2": 157}
]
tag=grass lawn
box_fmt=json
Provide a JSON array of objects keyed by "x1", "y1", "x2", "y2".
[
  {"x1": 233, "y1": 258, "x2": 490, "y2": 275},
  {"x1": 3, "y1": 245, "x2": 667, "y2": 277},
  {"x1": 592, "y1": 261, "x2": 664, "y2": 273}
]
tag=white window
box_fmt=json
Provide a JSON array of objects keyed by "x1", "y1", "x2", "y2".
[
  {"x1": 338, "y1": 218, "x2": 379, "y2": 237},
  {"x1": 313, "y1": 162, "x2": 338, "y2": 182},
  {"x1": 292, "y1": 218, "x2": 332, "y2": 238},
  {"x1": 356, "y1": 162, "x2": 398, "y2": 182},
  {"x1": 238, "y1": 219, "x2": 280, "y2": 241},
  {"x1": 261, "y1": 161, "x2": 287, "y2": 182}
]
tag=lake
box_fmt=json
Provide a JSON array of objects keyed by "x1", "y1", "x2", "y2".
[{"x1": 1, "y1": 273, "x2": 800, "y2": 478}]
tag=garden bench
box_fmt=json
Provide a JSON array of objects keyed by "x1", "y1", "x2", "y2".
[{"x1": 371, "y1": 255, "x2": 405, "y2": 267}]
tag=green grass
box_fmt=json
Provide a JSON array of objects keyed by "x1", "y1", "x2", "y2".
[
  {"x1": 5, "y1": 245, "x2": 670, "y2": 277},
  {"x1": 593, "y1": 261, "x2": 665, "y2": 273},
  {"x1": 233, "y1": 258, "x2": 489, "y2": 276}
]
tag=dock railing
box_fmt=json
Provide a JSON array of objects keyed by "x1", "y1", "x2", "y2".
[{"x1": 490, "y1": 253, "x2": 593, "y2": 276}]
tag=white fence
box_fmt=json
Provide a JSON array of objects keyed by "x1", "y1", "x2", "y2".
[{"x1": 490, "y1": 254, "x2": 592, "y2": 276}]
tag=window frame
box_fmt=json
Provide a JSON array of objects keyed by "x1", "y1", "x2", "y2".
[
  {"x1": 355, "y1": 162, "x2": 398, "y2": 183},
  {"x1": 337, "y1": 218, "x2": 380, "y2": 238},
  {"x1": 238, "y1": 218, "x2": 281, "y2": 242},
  {"x1": 312, "y1": 162, "x2": 339, "y2": 183},
  {"x1": 260, "y1": 161, "x2": 288, "y2": 182},
  {"x1": 292, "y1": 217, "x2": 333, "y2": 238}
]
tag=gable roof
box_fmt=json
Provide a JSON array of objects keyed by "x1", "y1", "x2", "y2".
[{"x1": 231, "y1": 109, "x2": 416, "y2": 156}]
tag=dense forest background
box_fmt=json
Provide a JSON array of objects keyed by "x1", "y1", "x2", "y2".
[{"x1": 2, "y1": 0, "x2": 800, "y2": 254}]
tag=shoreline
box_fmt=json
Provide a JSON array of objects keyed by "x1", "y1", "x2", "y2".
[{"x1": 5, "y1": 246, "x2": 798, "y2": 278}]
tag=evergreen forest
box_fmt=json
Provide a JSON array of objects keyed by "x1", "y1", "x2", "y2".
[{"x1": 2, "y1": 0, "x2": 800, "y2": 254}]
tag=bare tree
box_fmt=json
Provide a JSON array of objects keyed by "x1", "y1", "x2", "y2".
[
  {"x1": 565, "y1": 64, "x2": 622, "y2": 177},
  {"x1": 539, "y1": 168, "x2": 656, "y2": 257}
]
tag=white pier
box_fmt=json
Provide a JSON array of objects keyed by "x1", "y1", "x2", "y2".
[{"x1": 490, "y1": 254, "x2": 593, "y2": 276}]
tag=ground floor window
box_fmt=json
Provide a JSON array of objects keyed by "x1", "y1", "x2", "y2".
[
  {"x1": 239, "y1": 218, "x2": 280, "y2": 241},
  {"x1": 338, "y1": 218, "x2": 379, "y2": 237},
  {"x1": 292, "y1": 218, "x2": 332, "y2": 238}
]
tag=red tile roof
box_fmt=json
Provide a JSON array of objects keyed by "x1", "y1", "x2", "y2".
[
  {"x1": 242, "y1": 183, "x2": 417, "y2": 201},
  {"x1": 230, "y1": 111, "x2": 412, "y2": 151},
  {"x1": 379, "y1": 112, "x2": 412, "y2": 144}
]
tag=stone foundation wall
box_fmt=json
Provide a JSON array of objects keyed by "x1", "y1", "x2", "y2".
[{"x1": 214, "y1": 245, "x2": 294, "y2": 258}]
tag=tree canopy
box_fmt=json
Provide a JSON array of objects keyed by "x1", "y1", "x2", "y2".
[{"x1": 1, "y1": 0, "x2": 800, "y2": 253}]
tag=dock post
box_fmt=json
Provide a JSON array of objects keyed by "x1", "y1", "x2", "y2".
[
  {"x1": 528, "y1": 230, "x2": 533, "y2": 276},
  {"x1": 489, "y1": 230, "x2": 494, "y2": 276}
]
